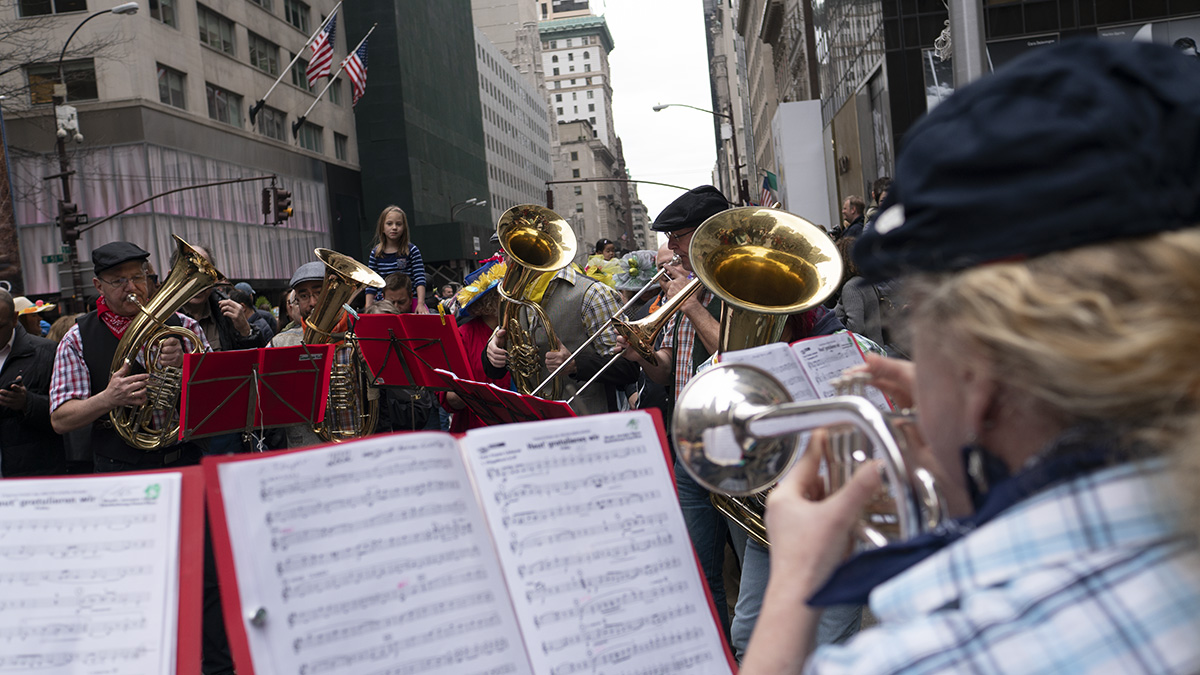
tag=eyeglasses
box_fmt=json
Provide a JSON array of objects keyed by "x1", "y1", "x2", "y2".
[
  {"x1": 665, "y1": 227, "x2": 698, "y2": 244},
  {"x1": 98, "y1": 273, "x2": 148, "y2": 288},
  {"x1": 294, "y1": 290, "x2": 321, "y2": 303}
]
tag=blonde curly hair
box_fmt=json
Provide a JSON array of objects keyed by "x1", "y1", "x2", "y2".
[{"x1": 905, "y1": 228, "x2": 1200, "y2": 530}]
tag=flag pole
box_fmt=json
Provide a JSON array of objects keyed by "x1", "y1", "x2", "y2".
[
  {"x1": 292, "y1": 23, "x2": 376, "y2": 138},
  {"x1": 248, "y1": 1, "x2": 342, "y2": 126}
]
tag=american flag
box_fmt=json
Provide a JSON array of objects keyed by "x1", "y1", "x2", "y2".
[
  {"x1": 305, "y1": 15, "x2": 337, "y2": 87},
  {"x1": 345, "y1": 39, "x2": 369, "y2": 106},
  {"x1": 758, "y1": 172, "x2": 778, "y2": 207}
]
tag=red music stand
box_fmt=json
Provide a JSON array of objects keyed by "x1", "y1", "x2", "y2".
[
  {"x1": 431, "y1": 368, "x2": 577, "y2": 425},
  {"x1": 179, "y1": 344, "x2": 336, "y2": 441},
  {"x1": 355, "y1": 313, "x2": 472, "y2": 389}
]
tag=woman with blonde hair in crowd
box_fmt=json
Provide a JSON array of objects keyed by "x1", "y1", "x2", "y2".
[{"x1": 743, "y1": 40, "x2": 1200, "y2": 674}]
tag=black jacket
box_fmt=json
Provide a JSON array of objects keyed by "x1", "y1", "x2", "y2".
[{"x1": 0, "y1": 325, "x2": 64, "y2": 476}]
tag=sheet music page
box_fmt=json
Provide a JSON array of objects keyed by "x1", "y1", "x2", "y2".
[
  {"x1": 791, "y1": 333, "x2": 891, "y2": 410},
  {"x1": 0, "y1": 473, "x2": 182, "y2": 674},
  {"x1": 215, "y1": 433, "x2": 532, "y2": 675},
  {"x1": 461, "y1": 411, "x2": 734, "y2": 675},
  {"x1": 719, "y1": 341, "x2": 820, "y2": 401}
]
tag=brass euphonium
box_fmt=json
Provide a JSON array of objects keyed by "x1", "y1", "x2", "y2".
[
  {"x1": 109, "y1": 235, "x2": 222, "y2": 451},
  {"x1": 495, "y1": 205, "x2": 577, "y2": 398},
  {"x1": 305, "y1": 248, "x2": 385, "y2": 443}
]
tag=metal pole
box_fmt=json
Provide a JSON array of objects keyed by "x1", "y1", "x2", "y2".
[
  {"x1": 725, "y1": 106, "x2": 747, "y2": 206},
  {"x1": 948, "y1": 0, "x2": 987, "y2": 86}
]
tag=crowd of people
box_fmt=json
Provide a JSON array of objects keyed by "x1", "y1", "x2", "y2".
[{"x1": 3, "y1": 38, "x2": 1200, "y2": 675}]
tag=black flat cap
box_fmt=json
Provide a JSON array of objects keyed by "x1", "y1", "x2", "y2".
[
  {"x1": 92, "y1": 241, "x2": 150, "y2": 275},
  {"x1": 855, "y1": 39, "x2": 1200, "y2": 281},
  {"x1": 652, "y1": 186, "x2": 731, "y2": 232}
]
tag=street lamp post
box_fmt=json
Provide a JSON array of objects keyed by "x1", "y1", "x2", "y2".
[
  {"x1": 50, "y1": 1, "x2": 138, "y2": 312},
  {"x1": 450, "y1": 197, "x2": 487, "y2": 221},
  {"x1": 653, "y1": 102, "x2": 749, "y2": 206}
]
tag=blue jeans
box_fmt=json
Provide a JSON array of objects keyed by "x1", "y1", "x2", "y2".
[
  {"x1": 674, "y1": 458, "x2": 731, "y2": 641},
  {"x1": 729, "y1": 532, "x2": 862, "y2": 661}
]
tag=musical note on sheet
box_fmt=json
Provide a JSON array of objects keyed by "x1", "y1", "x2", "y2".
[
  {"x1": 214, "y1": 432, "x2": 531, "y2": 675},
  {"x1": 0, "y1": 474, "x2": 182, "y2": 675},
  {"x1": 462, "y1": 411, "x2": 734, "y2": 675}
]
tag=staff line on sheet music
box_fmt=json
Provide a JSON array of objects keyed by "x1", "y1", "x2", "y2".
[
  {"x1": 258, "y1": 458, "x2": 455, "y2": 502},
  {"x1": 509, "y1": 513, "x2": 670, "y2": 555},
  {"x1": 0, "y1": 539, "x2": 154, "y2": 559},
  {"x1": 266, "y1": 480, "x2": 462, "y2": 524},
  {"x1": 0, "y1": 590, "x2": 151, "y2": 612},
  {"x1": 539, "y1": 603, "x2": 700, "y2": 654},
  {"x1": 281, "y1": 546, "x2": 482, "y2": 600},
  {"x1": 491, "y1": 468, "x2": 654, "y2": 506},
  {"x1": 0, "y1": 645, "x2": 151, "y2": 669},
  {"x1": 547, "y1": 628, "x2": 704, "y2": 675},
  {"x1": 515, "y1": 532, "x2": 674, "y2": 578},
  {"x1": 272, "y1": 500, "x2": 470, "y2": 551},
  {"x1": 293, "y1": 591, "x2": 498, "y2": 653},
  {"x1": 0, "y1": 565, "x2": 152, "y2": 585},
  {"x1": 287, "y1": 567, "x2": 489, "y2": 627},
  {"x1": 531, "y1": 580, "x2": 691, "y2": 628},
  {"x1": 0, "y1": 514, "x2": 156, "y2": 534},
  {"x1": 524, "y1": 556, "x2": 685, "y2": 603},
  {"x1": 500, "y1": 491, "x2": 661, "y2": 528},
  {"x1": 301, "y1": 631, "x2": 510, "y2": 675},
  {"x1": 620, "y1": 651, "x2": 716, "y2": 675},
  {"x1": 0, "y1": 615, "x2": 148, "y2": 641},
  {"x1": 276, "y1": 519, "x2": 474, "y2": 575},
  {"x1": 482, "y1": 445, "x2": 645, "y2": 480}
]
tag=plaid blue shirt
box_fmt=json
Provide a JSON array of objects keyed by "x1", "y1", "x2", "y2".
[{"x1": 807, "y1": 459, "x2": 1200, "y2": 674}]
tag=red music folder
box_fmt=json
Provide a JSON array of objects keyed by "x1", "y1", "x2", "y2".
[
  {"x1": 202, "y1": 410, "x2": 735, "y2": 675},
  {"x1": 354, "y1": 313, "x2": 472, "y2": 388},
  {"x1": 432, "y1": 368, "x2": 577, "y2": 426},
  {"x1": 0, "y1": 466, "x2": 205, "y2": 675},
  {"x1": 179, "y1": 345, "x2": 336, "y2": 440}
]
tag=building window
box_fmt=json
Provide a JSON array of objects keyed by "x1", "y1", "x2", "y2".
[
  {"x1": 549, "y1": 40, "x2": 556, "y2": 49},
  {"x1": 552, "y1": 55, "x2": 558, "y2": 63},
  {"x1": 572, "y1": 169, "x2": 580, "y2": 178},
  {"x1": 334, "y1": 132, "x2": 349, "y2": 160},
  {"x1": 588, "y1": 103, "x2": 594, "y2": 112},
  {"x1": 248, "y1": 0, "x2": 272, "y2": 10},
  {"x1": 589, "y1": 117, "x2": 596, "y2": 124},
  {"x1": 573, "y1": 105, "x2": 578, "y2": 113},
  {"x1": 327, "y1": 78, "x2": 342, "y2": 105},
  {"x1": 198, "y1": 5, "x2": 235, "y2": 55},
  {"x1": 584, "y1": 64, "x2": 591, "y2": 72},
  {"x1": 540, "y1": 2, "x2": 546, "y2": 18},
  {"x1": 205, "y1": 82, "x2": 243, "y2": 128},
  {"x1": 553, "y1": 67, "x2": 559, "y2": 76},
  {"x1": 571, "y1": 92, "x2": 577, "y2": 100},
  {"x1": 27, "y1": 61, "x2": 97, "y2": 105},
  {"x1": 569, "y1": 65, "x2": 575, "y2": 72},
  {"x1": 157, "y1": 64, "x2": 186, "y2": 109},
  {"x1": 556, "y1": 107, "x2": 563, "y2": 115},
  {"x1": 568, "y1": 53, "x2": 574, "y2": 61},
  {"x1": 284, "y1": 0, "x2": 310, "y2": 32},
  {"x1": 555, "y1": 94, "x2": 562, "y2": 102},
  {"x1": 258, "y1": 106, "x2": 286, "y2": 140},
  {"x1": 566, "y1": 39, "x2": 573, "y2": 47},
  {"x1": 290, "y1": 54, "x2": 313, "y2": 92},
  {"x1": 298, "y1": 122, "x2": 322, "y2": 152},
  {"x1": 17, "y1": 0, "x2": 85, "y2": 17},
  {"x1": 587, "y1": 90, "x2": 594, "y2": 99},
  {"x1": 575, "y1": 203, "x2": 583, "y2": 212},
  {"x1": 583, "y1": 51, "x2": 590, "y2": 59},
  {"x1": 570, "y1": 79, "x2": 576, "y2": 85},
  {"x1": 248, "y1": 32, "x2": 279, "y2": 76},
  {"x1": 570, "y1": 151, "x2": 578, "y2": 160},
  {"x1": 554, "y1": 81, "x2": 560, "y2": 89},
  {"x1": 149, "y1": 0, "x2": 177, "y2": 27},
  {"x1": 573, "y1": 186, "x2": 582, "y2": 195},
  {"x1": 585, "y1": 77, "x2": 592, "y2": 84}
]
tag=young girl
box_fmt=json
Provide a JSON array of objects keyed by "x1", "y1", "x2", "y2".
[{"x1": 366, "y1": 205, "x2": 428, "y2": 313}]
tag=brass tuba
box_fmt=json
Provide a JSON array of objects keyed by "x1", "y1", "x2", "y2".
[
  {"x1": 305, "y1": 248, "x2": 385, "y2": 442},
  {"x1": 673, "y1": 363, "x2": 944, "y2": 548},
  {"x1": 109, "y1": 235, "x2": 222, "y2": 451},
  {"x1": 495, "y1": 205, "x2": 577, "y2": 398}
]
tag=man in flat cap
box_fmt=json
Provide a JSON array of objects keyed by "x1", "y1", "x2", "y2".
[
  {"x1": 269, "y1": 260, "x2": 336, "y2": 448},
  {"x1": 618, "y1": 185, "x2": 857, "y2": 657},
  {"x1": 49, "y1": 241, "x2": 210, "y2": 471}
]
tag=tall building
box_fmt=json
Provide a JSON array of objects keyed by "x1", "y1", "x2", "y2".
[
  {"x1": 704, "y1": 0, "x2": 755, "y2": 206},
  {"x1": 474, "y1": 26, "x2": 554, "y2": 224},
  {"x1": 540, "y1": 15, "x2": 615, "y2": 148},
  {"x1": 540, "y1": 0, "x2": 590, "y2": 21},
  {"x1": 2, "y1": 0, "x2": 359, "y2": 297},
  {"x1": 555, "y1": 119, "x2": 627, "y2": 257}
]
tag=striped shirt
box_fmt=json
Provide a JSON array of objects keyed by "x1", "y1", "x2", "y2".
[
  {"x1": 806, "y1": 458, "x2": 1200, "y2": 674},
  {"x1": 367, "y1": 243, "x2": 426, "y2": 299}
]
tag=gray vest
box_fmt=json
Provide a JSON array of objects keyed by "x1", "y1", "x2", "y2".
[{"x1": 521, "y1": 274, "x2": 611, "y2": 416}]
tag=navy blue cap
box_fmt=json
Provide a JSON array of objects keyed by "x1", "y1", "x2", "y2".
[
  {"x1": 92, "y1": 241, "x2": 150, "y2": 275},
  {"x1": 652, "y1": 186, "x2": 732, "y2": 232},
  {"x1": 855, "y1": 40, "x2": 1200, "y2": 281}
]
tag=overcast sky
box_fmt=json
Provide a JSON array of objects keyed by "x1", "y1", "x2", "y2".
[{"x1": 598, "y1": 0, "x2": 719, "y2": 221}]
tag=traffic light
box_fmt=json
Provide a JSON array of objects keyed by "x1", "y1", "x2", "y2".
[
  {"x1": 58, "y1": 201, "x2": 85, "y2": 243},
  {"x1": 261, "y1": 188, "x2": 273, "y2": 223},
  {"x1": 273, "y1": 189, "x2": 293, "y2": 224}
]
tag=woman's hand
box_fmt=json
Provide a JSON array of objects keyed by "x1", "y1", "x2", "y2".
[{"x1": 844, "y1": 354, "x2": 916, "y2": 410}]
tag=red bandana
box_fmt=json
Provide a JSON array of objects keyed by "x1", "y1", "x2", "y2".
[{"x1": 96, "y1": 295, "x2": 134, "y2": 338}]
